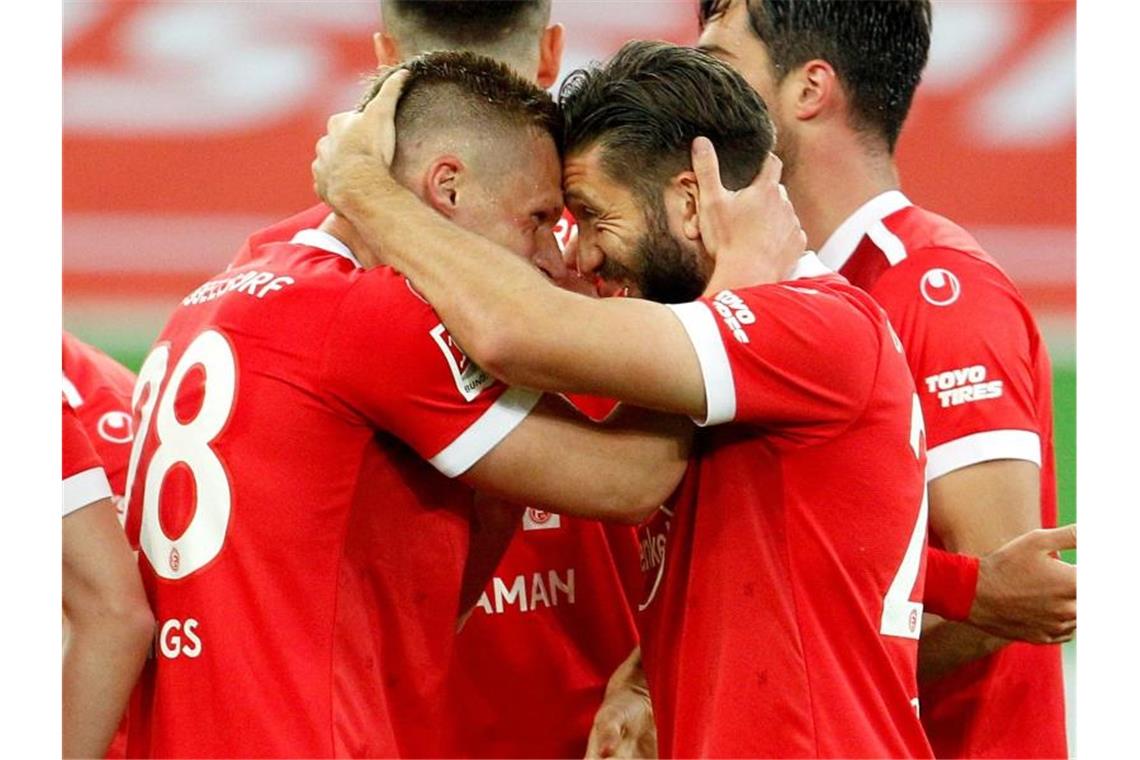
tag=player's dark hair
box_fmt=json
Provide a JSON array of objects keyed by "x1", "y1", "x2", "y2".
[
  {"x1": 559, "y1": 40, "x2": 773, "y2": 205},
  {"x1": 699, "y1": 0, "x2": 932, "y2": 152},
  {"x1": 359, "y1": 50, "x2": 562, "y2": 151},
  {"x1": 382, "y1": 1, "x2": 551, "y2": 49}
]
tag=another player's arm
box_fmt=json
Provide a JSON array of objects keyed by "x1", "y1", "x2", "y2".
[
  {"x1": 462, "y1": 396, "x2": 692, "y2": 524},
  {"x1": 63, "y1": 498, "x2": 154, "y2": 759},
  {"x1": 918, "y1": 463, "x2": 1074, "y2": 683},
  {"x1": 313, "y1": 72, "x2": 800, "y2": 416},
  {"x1": 458, "y1": 495, "x2": 524, "y2": 629}
]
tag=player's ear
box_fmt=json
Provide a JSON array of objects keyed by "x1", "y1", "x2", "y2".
[
  {"x1": 670, "y1": 171, "x2": 702, "y2": 243},
  {"x1": 791, "y1": 59, "x2": 835, "y2": 121},
  {"x1": 373, "y1": 31, "x2": 401, "y2": 68},
  {"x1": 536, "y1": 24, "x2": 564, "y2": 89},
  {"x1": 423, "y1": 156, "x2": 464, "y2": 218}
]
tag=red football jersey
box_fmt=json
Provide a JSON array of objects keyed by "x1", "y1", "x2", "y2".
[
  {"x1": 637, "y1": 254, "x2": 932, "y2": 758},
  {"x1": 819, "y1": 191, "x2": 1066, "y2": 758},
  {"x1": 443, "y1": 512, "x2": 641, "y2": 758},
  {"x1": 122, "y1": 226, "x2": 539, "y2": 758},
  {"x1": 63, "y1": 398, "x2": 113, "y2": 517},
  {"x1": 63, "y1": 332, "x2": 137, "y2": 497}
]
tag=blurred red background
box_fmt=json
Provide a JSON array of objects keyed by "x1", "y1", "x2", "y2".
[{"x1": 63, "y1": 0, "x2": 1074, "y2": 337}]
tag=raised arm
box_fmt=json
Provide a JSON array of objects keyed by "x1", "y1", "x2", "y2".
[{"x1": 312, "y1": 71, "x2": 800, "y2": 418}]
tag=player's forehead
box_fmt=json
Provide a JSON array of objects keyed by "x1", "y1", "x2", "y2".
[
  {"x1": 497, "y1": 131, "x2": 563, "y2": 208},
  {"x1": 562, "y1": 145, "x2": 634, "y2": 212},
  {"x1": 697, "y1": 0, "x2": 771, "y2": 63}
]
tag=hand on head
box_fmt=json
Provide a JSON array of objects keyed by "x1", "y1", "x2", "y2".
[
  {"x1": 691, "y1": 137, "x2": 806, "y2": 295},
  {"x1": 312, "y1": 68, "x2": 411, "y2": 211}
]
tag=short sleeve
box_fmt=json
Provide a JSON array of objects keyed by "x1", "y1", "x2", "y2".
[
  {"x1": 665, "y1": 281, "x2": 880, "y2": 443},
  {"x1": 871, "y1": 250, "x2": 1043, "y2": 481},
  {"x1": 320, "y1": 270, "x2": 540, "y2": 477},
  {"x1": 62, "y1": 399, "x2": 112, "y2": 517}
]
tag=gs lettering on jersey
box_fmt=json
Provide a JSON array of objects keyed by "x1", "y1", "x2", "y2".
[
  {"x1": 157, "y1": 618, "x2": 203, "y2": 659},
  {"x1": 123, "y1": 330, "x2": 239, "y2": 584}
]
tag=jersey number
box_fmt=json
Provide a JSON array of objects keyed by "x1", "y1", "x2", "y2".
[
  {"x1": 124, "y1": 330, "x2": 236, "y2": 580},
  {"x1": 880, "y1": 394, "x2": 929, "y2": 639}
]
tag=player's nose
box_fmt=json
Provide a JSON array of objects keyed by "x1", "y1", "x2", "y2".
[{"x1": 534, "y1": 230, "x2": 571, "y2": 282}]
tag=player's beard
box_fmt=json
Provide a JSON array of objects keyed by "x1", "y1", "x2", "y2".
[{"x1": 633, "y1": 197, "x2": 708, "y2": 305}]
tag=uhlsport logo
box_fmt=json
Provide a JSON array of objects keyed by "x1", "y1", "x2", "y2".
[
  {"x1": 97, "y1": 410, "x2": 134, "y2": 444},
  {"x1": 919, "y1": 268, "x2": 962, "y2": 306}
]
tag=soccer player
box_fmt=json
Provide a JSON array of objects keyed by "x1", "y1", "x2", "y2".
[
  {"x1": 63, "y1": 331, "x2": 137, "y2": 499},
  {"x1": 63, "y1": 398, "x2": 153, "y2": 759},
  {"x1": 63, "y1": 331, "x2": 139, "y2": 758},
  {"x1": 120, "y1": 53, "x2": 695, "y2": 758},
  {"x1": 695, "y1": 1, "x2": 1070, "y2": 755},
  {"x1": 313, "y1": 41, "x2": 932, "y2": 758},
  {"x1": 233, "y1": 3, "x2": 645, "y2": 755},
  {"x1": 378, "y1": 4, "x2": 647, "y2": 757}
]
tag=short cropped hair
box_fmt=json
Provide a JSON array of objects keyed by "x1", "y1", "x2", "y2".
[
  {"x1": 699, "y1": 0, "x2": 932, "y2": 152},
  {"x1": 381, "y1": 1, "x2": 551, "y2": 57},
  {"x1": 358, "y1": 50, "x2": 562, "y2": 165},
  {"x1": 559, "y1": 40, "x2": 774, "y2": 201}
]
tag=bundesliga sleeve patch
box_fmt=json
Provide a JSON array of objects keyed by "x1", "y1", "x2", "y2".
[{"x1": 430, "y1": 323, "x2": 495, "y2": 401}]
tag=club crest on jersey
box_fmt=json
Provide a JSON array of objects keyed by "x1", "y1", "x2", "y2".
[
  {"x1": 919, "y1": 268, "x2": 961, "y2": 306},
  {"x1": 97, "y1": 410, "x2": 134, "y2": 444},
  {"x1": 430, "y1": 324, "x2": 494, "y2": 402},
  {"x1": 523, "y1": 507, "x2": 561, "y2": 531}
]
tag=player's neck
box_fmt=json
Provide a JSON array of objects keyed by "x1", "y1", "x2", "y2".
[
  {"x1": 786, "y1": 132, "x2": 901, "y2": 253},
  {"x1": 318, "y1": 213, "x2": 371, "y2": 265}
]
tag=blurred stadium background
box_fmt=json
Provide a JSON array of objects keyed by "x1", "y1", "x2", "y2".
[{"x1": 62, "y1": 0, "x2": 1075, "y2": 750}]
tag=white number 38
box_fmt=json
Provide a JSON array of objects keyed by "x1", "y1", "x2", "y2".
[{"x1": 124, "y1": 330, "x2": 237, "y2": 580}]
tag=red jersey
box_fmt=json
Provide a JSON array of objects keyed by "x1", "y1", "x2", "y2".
[
  {"x1": 819, "y1": 191, "x2": 1066, "y2": 758},
  {"x1": 63, "y1": 332, "x2": 137, "y2": 497},
  {"x1": 63, "y1": 398, "x2": 113, "y2": 517},
  {"x1": 443, "y1": 510, "x2": 641, "y2": 758},
  {"x1": 122, "y1": 225, "x2": 539, "y2": 758},
  {"x1": 638, "y1": 254, "x2": 932, "y2": 758}
]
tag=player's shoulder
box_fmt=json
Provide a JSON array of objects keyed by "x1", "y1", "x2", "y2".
[
  {"x1": 875, "y1": 206, "x2": 1025, "y2": 309},
  {"x1": 62, "y1": 332, "x2": 137, "y2": 400}
]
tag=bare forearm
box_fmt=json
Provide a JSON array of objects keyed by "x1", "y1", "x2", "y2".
[
  {"x1": 63, "y1": 617, "x2": 151, "y2": 758},
  {"x1": 333, "y1": 172, "x2": 706, "y2": 416},
  {"x1": 918, "y1": 614, "x2": 1008, "y2": 684}
]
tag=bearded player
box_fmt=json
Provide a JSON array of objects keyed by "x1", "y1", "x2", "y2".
[
  {"x1": 696, "y1": 1, "x2": 1070, "y2": 755},
  {"x1": 315, "y1": 41, "x2": 933, "y2": 757},
  {"x1": 120, "y1": 54, "x2": 701, "y2": 758}
]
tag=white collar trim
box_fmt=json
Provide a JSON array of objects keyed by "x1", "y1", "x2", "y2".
[
  {"x1": 817, "y1": 190, "x2": 911, "y2": 271},
  {"x1": 788, "y1": 251, "x2": 832, "y2": 280},
  {"x1": 290, "y1": 228, "x2": 361, "y2": 268}
]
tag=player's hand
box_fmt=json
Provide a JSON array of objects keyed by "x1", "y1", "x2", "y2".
[
  {"x1": 312, "y1": 69, "x2": 410, "y2": 218},
  {"x1": 970, "y1": 524, "x2": 1076, "y2": 644},
  {"x1": 691, "y1": 138, "x2": 806, "y2": 295},
  {"x1": 585, "y1": 648, "x2": 657, "y2": 759}
]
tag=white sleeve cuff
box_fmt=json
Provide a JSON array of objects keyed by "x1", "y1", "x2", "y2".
[
  {"x1": 926, "y1": 429, "x2": 1042, "y2": 481},
  {"x1": 665, "y1": 302, "x2": 736, "y2": 426},
  {"x1": 429, "y1": 387, "x2": 542, "y2": 477},
  {"x1": 63, "y1": 466, "x2": 113, "y2": 517}
]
